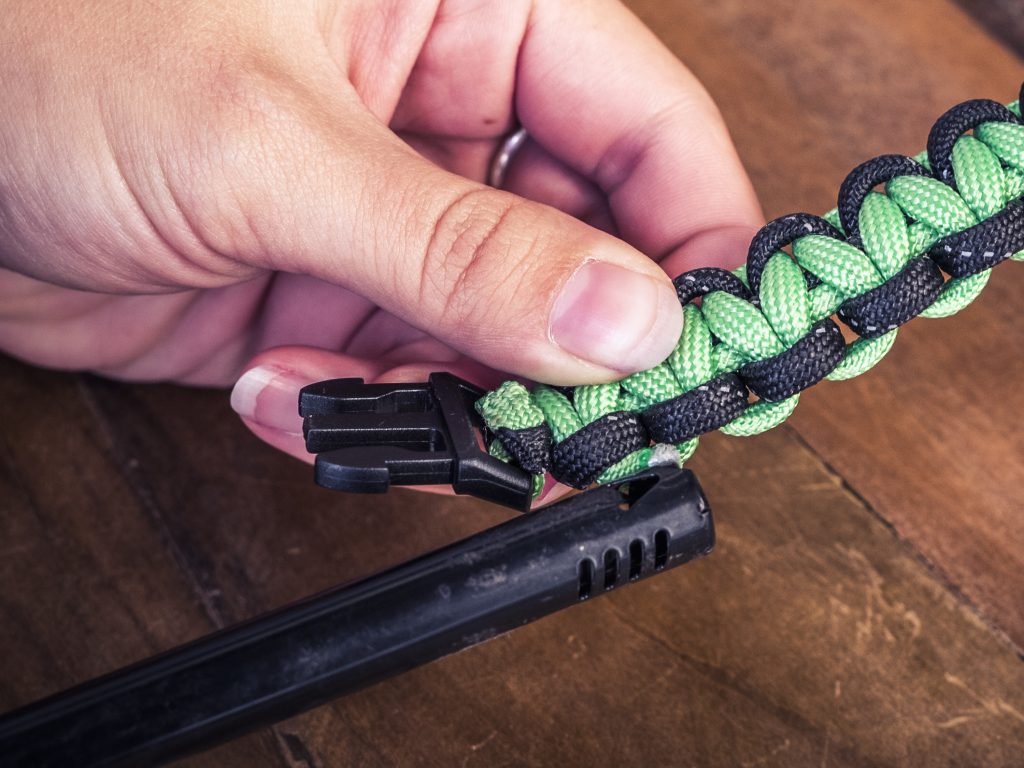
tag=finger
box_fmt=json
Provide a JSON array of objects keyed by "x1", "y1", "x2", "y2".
[
  {"x1": 220, "y1": 90, "x2": 682, "y2": 385},
  {"x1": 502, "y1": 138, "x2": 618, "y2": 234},
  {"x1": 398, "y1": 133, "x2": 498, "y2": 185},
  {"x1": 388, "y1": 0, "x2": 528, "y2": 142},
  {"x1": 516, "y1": 0, "x2": 764, "y2": 276},
  {"x1": 397, "y1": 131, "x2": 617, "y2": 233}
]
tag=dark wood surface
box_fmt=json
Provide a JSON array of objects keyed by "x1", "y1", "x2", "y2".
[
  {"x1": 955, "y1": 0, "x2": 1024, "y2": 60},
  {"x1": 2, "y1": 0, "x2": 1023, "y2": 766}
]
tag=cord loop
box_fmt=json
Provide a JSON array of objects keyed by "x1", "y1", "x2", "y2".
[{"x1": 927, "y1": 99, "x2": 1021, "y2": 188}]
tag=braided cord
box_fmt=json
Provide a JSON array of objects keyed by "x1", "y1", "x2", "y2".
[{"x1": 477, "y1": 89, "x2": 1024, "y2": 497}]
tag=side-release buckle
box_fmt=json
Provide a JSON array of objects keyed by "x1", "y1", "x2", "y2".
[{"x1": 299, "y1": 373, "x2": 535, "y2": 511}]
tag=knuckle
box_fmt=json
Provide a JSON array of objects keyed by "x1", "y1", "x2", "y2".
[
  {"x1": 201, "y1": 54, "x2": 294, "y2": 141},
  {"x1": 420, "y1": 188, "x2": 540, "y2": 325},
  {"x1": 170, "y1": 54, "x2": 320, "y2": 264}
]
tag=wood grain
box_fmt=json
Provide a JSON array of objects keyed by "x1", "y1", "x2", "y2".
[
  {"x1": 0, "y1": 364, "x2": 285, "y2": 766},
  {"x1": 2, "y1": 0, "x2": 1023, "y2": 766}
]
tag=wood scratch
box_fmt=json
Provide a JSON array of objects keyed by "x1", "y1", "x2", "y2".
[
  {"x1": 832, "y1": 545, "x2": 923, "y2": 651},
  {"x1": 740, "y1": 738, "x2": 791, "y2": 767},
  {"x1": 461, "y1": 731, "x2": 498, "y2": 766},
  {"x1": 937, "y1": 673, "x2": 1024, "y2": 729}
]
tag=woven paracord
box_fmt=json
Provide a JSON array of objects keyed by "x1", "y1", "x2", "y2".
[
  {"x1": 929, "y1": 197, "x2": 1024, "y2": 277},
  {"x1": 836, "y1": 256, "x2": 944, "y2": 338},
  {"x1": 550, "y1": 411, "x2": 648, "y2": 489},
  {"x1": 475, "y1": 85, "x2": 1024, "y2": 499},
  {"x1": 838, "y1": 155, "x2": 931, "y2": 245},
  {"x1": 674, "y1": 267, "x2": 753, "y2": 304},
  {"x1": 493, "y1": 424, "x2": 553, "y2": 474},
  {"x1": 641, "y1": 372, "x2": 748, "y2": 444},
  {"x1": 738, "y1": 319, "x2": 846, "y2": 402},
  {"x1": 745, "y1": 213, "x2": 844, "y2": 293}
]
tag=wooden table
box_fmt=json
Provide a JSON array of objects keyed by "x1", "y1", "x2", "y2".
[{"x1": 2, "y1": 1, "x2": 1023, "y2": 765}]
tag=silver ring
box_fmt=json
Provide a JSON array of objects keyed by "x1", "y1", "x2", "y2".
[{"x1": 488, "y1": 127, "x2": 528, "y2": 189}]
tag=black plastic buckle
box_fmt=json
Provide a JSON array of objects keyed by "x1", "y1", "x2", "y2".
[{"x1": 299, "y1": 373, "x2": 535, "y2": 511}]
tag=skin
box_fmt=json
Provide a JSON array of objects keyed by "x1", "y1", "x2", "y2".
[{"x1": 0, "y1": 0, "x2": 762, "y2": 503}]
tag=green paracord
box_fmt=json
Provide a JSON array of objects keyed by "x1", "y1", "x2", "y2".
[{"x1": 476, "y1": 91, "x2": 1024, "y2": 499}]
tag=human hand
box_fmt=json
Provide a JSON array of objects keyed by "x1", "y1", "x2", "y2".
[{"x1": 0, "y1": 0, "x2": 761, "y2": 473}]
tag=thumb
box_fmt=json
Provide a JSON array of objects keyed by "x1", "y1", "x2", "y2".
[{"x1": 239, "y1": 115, "x2": 682, "y2": 385}]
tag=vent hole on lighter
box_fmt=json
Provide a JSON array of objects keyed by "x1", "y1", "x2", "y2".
[
  {"x1": 578, "y1": 559, "x2": 594, "y2": 600},
  {"x1": 603, "y1": 549, "x2": 619, "y2": 590},
  {"x1": 654, "y1": 529, "x2": 670, "y2": 570},
  {"x1": 629, "y1": 539, "x2": 644, "y2": 580}
]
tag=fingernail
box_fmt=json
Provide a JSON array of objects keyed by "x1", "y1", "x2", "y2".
[
  {"x1": 230, "y1": 365, "x2": 306, "y2": 434},
  {"x1": 549, "y1": 260, "x2": 682, "y2": 372}
]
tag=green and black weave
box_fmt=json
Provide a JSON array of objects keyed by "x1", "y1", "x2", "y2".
[{"x1": 477, "y1": 84, "x2": 1024, "y2": 497}]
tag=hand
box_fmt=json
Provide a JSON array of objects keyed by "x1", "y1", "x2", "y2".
[{"x1": 0, "y1": 0, "x2": 761, "y2": 472}]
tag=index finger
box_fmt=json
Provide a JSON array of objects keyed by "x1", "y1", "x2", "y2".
[{"x1": 515, "y1": 0, "x2": 763, "y2": 276}]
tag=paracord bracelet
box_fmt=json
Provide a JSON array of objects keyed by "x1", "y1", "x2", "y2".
[{"x1": 476, "y1": 84, "x2": 1024, "y2": 496}]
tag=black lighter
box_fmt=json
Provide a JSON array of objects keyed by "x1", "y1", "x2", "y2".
[{"x1": 0, "y1": 374, "x2": 714, "y2": 767}]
